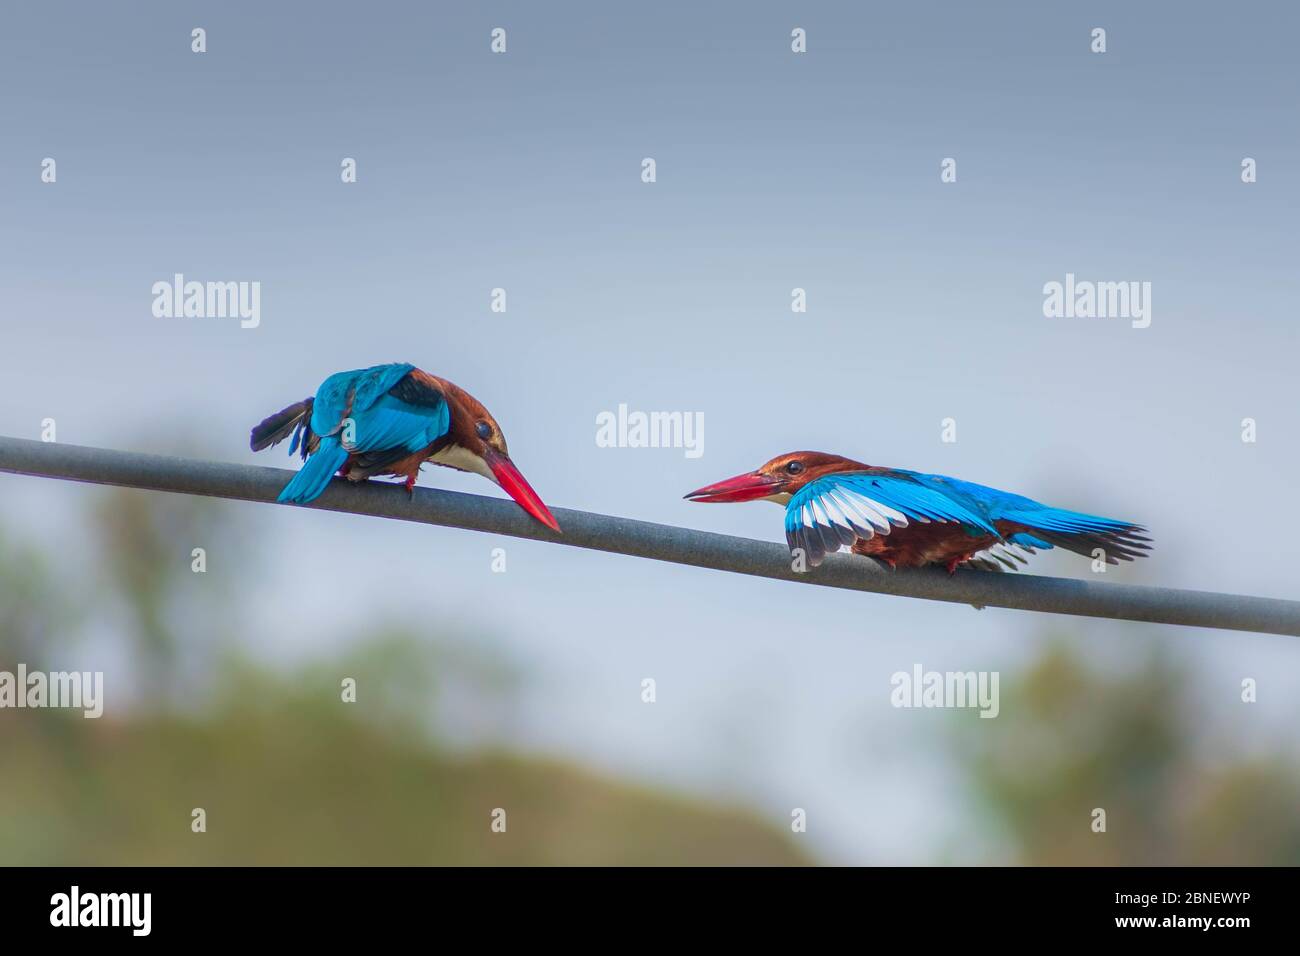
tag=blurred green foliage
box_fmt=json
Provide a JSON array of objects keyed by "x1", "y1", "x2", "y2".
[
  {"x1": 0, "y1": 488, "x2": 807, "y2": 865},
  {"x1": 0, "y1": 673, "x2": 804, "y2": 865},
  {"x1": 952, "y1": 643, "x2": 1300, "y2": 865},
  {"x1": 3, "y1": 484, "x2": 1296, "y2": 865}
]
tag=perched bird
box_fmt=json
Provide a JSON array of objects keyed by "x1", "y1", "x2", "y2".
[
  {"x1": 685, "y1": 451, "x2": 1149, "y2": 572},
  {"x1": 250, "y1": 363, "x2": 560, "y2": 532}
]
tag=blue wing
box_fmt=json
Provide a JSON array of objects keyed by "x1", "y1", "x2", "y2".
[
  {"x1": 786, "y1": 469, "x2": 1150, "y2": 568},
  {"x1": 911, "y1": 474, "x2": 1150, "y2": 560},
  {"x1": 306, "y1": 363, "x2": 449, "y2": 455},
  {"x1": 785, "y1": 471, "x2": 997, "y2": 566},
  {"x1": 309, "y1": 363, "x2": 417, "y2": 438},
  {"x1": 277, "y1": 364, "x2": 450, "y2": 505}
]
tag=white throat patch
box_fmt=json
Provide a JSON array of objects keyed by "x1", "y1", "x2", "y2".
[{"x1": 429, "y1": 444, "x2": 497, "y2": 484}]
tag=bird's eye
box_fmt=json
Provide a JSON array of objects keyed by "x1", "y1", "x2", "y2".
[
  {"x1": 786, "y1": 461, "x2": 805, "y2": 475},
  {"x1": 475, "y1": 421, "x2": 492, "y2": 441}
]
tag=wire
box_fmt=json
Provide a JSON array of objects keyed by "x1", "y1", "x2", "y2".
[{"x1": 2, "y1": 435, "x2": 1297, "y2": 636}]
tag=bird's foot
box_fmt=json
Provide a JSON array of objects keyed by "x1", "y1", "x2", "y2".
[{"x1": 404, "y1": 474, "x2": 417, "y2": 497}]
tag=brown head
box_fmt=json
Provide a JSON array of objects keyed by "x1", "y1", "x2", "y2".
[
  {"x1": 683, "y1": 451, "x2": 871, "y2": 504},
  {"x1": 420, "y1": 372, "x2": 561, "y2": 532}
]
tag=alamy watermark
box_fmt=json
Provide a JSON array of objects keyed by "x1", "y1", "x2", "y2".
[
  {"x1": 152, "y1": 273, "x2": 261, "y2": 328},
  {"x1": 595, "y1": 404, "x2": 704, "y2": 459},
  {"x1": 50, "y1": 886, "x2": 150, "y2": 936},
  {"x1": 890, "y1": 663, "x2": 999, "y2": 718},
  {"x1": 0, "y1": 665, "x2": 103, "y2": 718},
  {"x1": 1042, "y1": 272, "x2": 1151, "y2": 329}
]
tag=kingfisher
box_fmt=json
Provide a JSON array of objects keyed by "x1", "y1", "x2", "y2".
[
  {"x1": 685, "y1": 451, "x2": 1149, "y2": 572},
  {"x1": 250, "y1": 362, "x2": 560, "y2": 532}
]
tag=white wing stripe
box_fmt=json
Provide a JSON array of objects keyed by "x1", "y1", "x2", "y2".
[
  {"x1": 819, "y1": 494, "x2": 856, "y2": 532},
  {"x1": 838, "y1": 489, "x2": 901, "y2": 530},
  {"x1": 809, "y1": 498, "x2": 832, "y2": 532},
  {"x1": 800, "y1": 504, "x2": 816, "y2": 529},
  {"x1": 847, "y1": 487, "x2": 928, "y2": 526},
  {"x1": 859, "y1": 492, "x2": 907, "y2": 525},
  {"x1": 825, "y1": 490, "x2": 882, "y2": 537}
]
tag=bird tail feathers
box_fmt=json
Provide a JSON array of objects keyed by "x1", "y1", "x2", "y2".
[
  {"x1": 250, "y1": 398, "x2": 314, "y2": 454},
  {"x1": 1001, "y1": 506, "x2": 1152, "y2": 565},
  {"x1": 277, "y1": 438, "x2": 349, "y2": 504}
]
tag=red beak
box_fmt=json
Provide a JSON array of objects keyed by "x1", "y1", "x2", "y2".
[
  {"x1": 684, "y1": 470, "x2": 781, "y2": 504},
  {"x1": 484, "y1": 450, "x2": 561, "y2": 533}
]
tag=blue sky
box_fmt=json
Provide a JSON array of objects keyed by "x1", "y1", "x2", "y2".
[{"x1": 2, "y1": 1, "x2": 1297, "y2": 862}]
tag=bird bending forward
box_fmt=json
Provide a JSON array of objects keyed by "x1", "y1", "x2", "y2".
[
  {"x1": 685, "y1": 451, "x2": 1149, "y2": 572},
  {"x1": 250, "y1": 363, "x2": 559, "y2": 532}
]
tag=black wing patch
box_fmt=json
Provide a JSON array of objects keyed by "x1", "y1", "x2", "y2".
[
  {"x1": 388, "y1": 373, "x2": 446, "y2": 409},
  {"x1": 346, "y1": 372, "x2": 450, "y2": 476}
]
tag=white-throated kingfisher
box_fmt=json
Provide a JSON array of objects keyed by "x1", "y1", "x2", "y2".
[
  {"x1": 250, "y1": 363, "x2": 560, "y2": 532},
  {"x1": 685, "y1": 451, "x2": 1149, "y2": 572}
]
